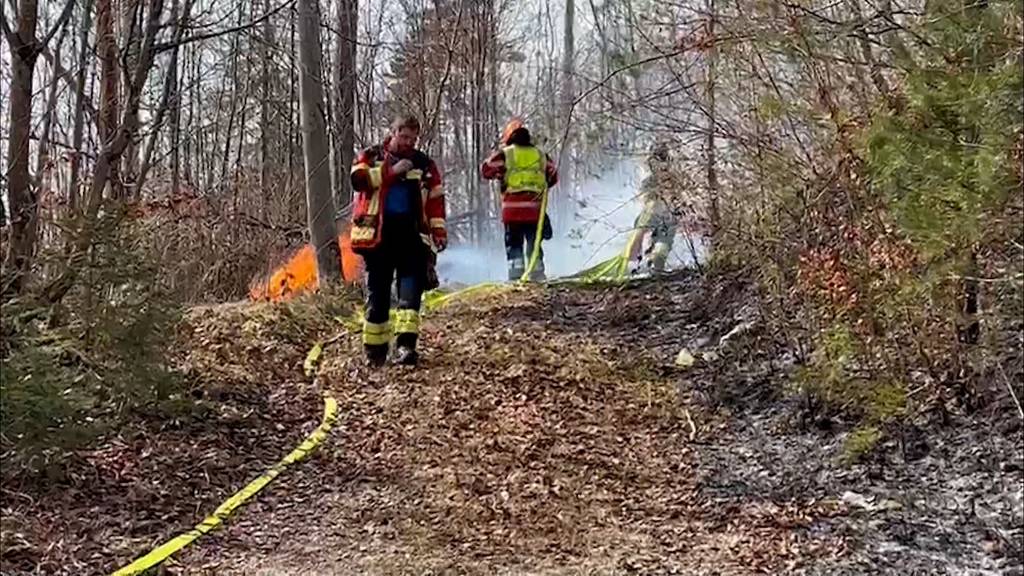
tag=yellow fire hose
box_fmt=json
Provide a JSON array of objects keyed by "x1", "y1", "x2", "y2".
[
  {"x1": 519, "y1": 186, "x2": 549, "y2": 283},
  {"x1": 110, "y1": 390, "x2": 338, "y2": 575}
]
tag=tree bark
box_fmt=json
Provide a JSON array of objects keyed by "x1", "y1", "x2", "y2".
[
  {"x1": 471, "y1": 3, "x2": 484, "y2": 244},
  {"x1": 559, "y1": 0, "x2": 575, "y2": 227},
  {"x1": 3, "y1": 0, "x2": 42, "y2": 292},
  {"x1": 169, "y1": 25, "x2": 183, "y2": 197},
  {"x1": 138, "y1": 0, "x2": 192, "y2": 190},
  {"x1": 217, "y1": 3, "x2": 246, "y2": 194},
  {"x1": 296, "y1": 0, "x2": 341, "y2": 283},
  {"x1": 333, "y1": 0, "x2": 357, "y2": 214},
  {"x1": 121, "y1": 0, "x2": 142, "y2": 196},
  {"x1": 1, "y1": 0, "x2": 72, "y2": 290},
  {"x1": 260, "y1": 0, "x2": 276, "y2": 205},
  {"x1": 97, "y1": 0, "x2": 122, "y2": 198},
  {"x1": 68, "y1": 0, "x2": 98, "y2": 214},
  {"x1": 35, "y1": 25, "x2": 69, "y2": 193},
  {"x1": 288, "y1": 9, "x2": 297, "y2": 187},
  {"x1": 705, "y1": 0, "x2": 719, "y2": 235}
]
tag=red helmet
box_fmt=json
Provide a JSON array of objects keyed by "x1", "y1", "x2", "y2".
[{"x1": 501, "y1": 118, "x2": 525, "y2": 145}]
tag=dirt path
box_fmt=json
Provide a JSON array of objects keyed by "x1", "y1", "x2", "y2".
[{"x1": 169, "y1": 275, "x2": 1023, "y2": 575}]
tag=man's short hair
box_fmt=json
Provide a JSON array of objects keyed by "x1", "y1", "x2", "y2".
[{"x1": 391, "y1": 114, "x2": 421, "y2": 133}]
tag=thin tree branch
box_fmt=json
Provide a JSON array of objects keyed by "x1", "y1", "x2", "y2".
[
  {"x1": 39, "y1": 0, "x2": 76, "y2": 48},
  {"x1": 39, "y1": 44, "x2": 100, "y2": 126},
  {"x1": 153, "y1": 0, "x2": 293, "y2": 52},
  {"x1": 137, "y1": 0, "x2": 194, "y2": 188},
  {"x1": 995, "y1": 360, "x2": 1024, "y2": 422},
  {"x1": 1, "y1": 10, "x2": 15, "y2": 45},
  {"x1": 424, "y1": 0, "x2": 464, "y2": 148},
  {"x1": 554, "y1": 49, "x2": 686, "y2": 171}
]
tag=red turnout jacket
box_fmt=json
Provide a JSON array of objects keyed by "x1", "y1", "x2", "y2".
[{"x1": 350, "y1": 142, "x2": 446, "y2": 253}]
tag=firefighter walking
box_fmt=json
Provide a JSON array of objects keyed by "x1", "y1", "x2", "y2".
[
  {"x1": 481, "y1": 118, "x2": 559, "y2": 282},
  {"x1": 350, "y1": 114, "x2": 447, "y2": 367},
  {"x1": 625, "y1": 142, "x2": 683, "y2": 274}
]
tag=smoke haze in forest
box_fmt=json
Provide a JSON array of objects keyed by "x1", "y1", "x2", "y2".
[{"x1": 436, "y1": 158, "x2": 705, "y2": 286}]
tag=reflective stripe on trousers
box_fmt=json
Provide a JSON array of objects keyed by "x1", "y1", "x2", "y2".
[
  {"x1": 394, "y1": 309, "x2": 420, "y2": 335},
  {"x1": 363, "y1": 320, "x2": 391, "y2": 345}
]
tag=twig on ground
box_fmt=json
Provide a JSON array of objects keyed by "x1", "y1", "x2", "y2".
[{"x1": 994, "y1": 360, "x2": 1024, "y2": 421}]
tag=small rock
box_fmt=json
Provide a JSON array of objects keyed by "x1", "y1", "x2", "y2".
[
  {"x1": 675, "y1": 348, "x2": 696, "y2": 368},
  {"x1": 877, "y1": 498, "x2": 903, "y2": 511},
  {"x1": 842, "y1": 491, "x2": 903, "y2": 513},
  {"x1": 981, "y1": 538, "x2": 1002, "y2": 555},
  {"x1": 841, "y1": 490, "x2": 872, "y2": 510},
  {"x1": 690, "y1": 336, "x2": 711, "y2": 349}
]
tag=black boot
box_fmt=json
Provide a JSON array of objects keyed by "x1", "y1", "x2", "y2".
[
  {"x1": 394, "y1": 333, "x2": 419, "y2": 366},
  {"x1": 364, "y1": 344, "x2": 388, "y2": 368}
]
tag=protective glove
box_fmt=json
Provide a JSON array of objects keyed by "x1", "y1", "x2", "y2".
[{"x1": 431, "y1": 228, "x2": 448, "y2": 252}]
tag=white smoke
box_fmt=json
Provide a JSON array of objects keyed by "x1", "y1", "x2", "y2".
[{"x1": 436, "y1": 159, "x2": 705, "y2": 287}]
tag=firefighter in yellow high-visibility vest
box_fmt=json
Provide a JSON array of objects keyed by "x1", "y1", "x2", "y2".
[
  {"x1": 481, "y1": 118, "x2": 559, "y2": 281},
  {"x1": 626, "y1": 142, "x2": 681, "y2": 274}
]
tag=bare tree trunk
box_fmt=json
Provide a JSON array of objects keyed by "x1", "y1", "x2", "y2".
[
  {"x1": 97, "y1": 0, "x2": 122, "y2": 198},
  {"x1": 452, "y1": 87, "x2": 467, "y2": 231},
  {"x1": 138, "y1": 0, "x2": 192, "y2": 190},
  {"x1": 470, "y1": 2, "x2": 487, "y2": 244},
  {"x1": 559, "y1": 0, "x2": 575, "y2": 229},
  {"x1": 35, "y1": 25, "x2": 69, "y2": 193},
  {"x1": 333, "y1": 0, "x2": 357, "y2": 213},
  {"x1": 219, "y1": 4, "x2": 245, "y2": 192},
  {"x1": 235, "y1": 70, "x2": 251, "y2": 176},
  {"x1": 260, "y1": 0, "x2": 275, "y2": 204},
  {"x1": 68, "y1": 0, "x2": 97, "y2": 214},
  {"x1": 288, "y1": 9, "x2": 297, "y2": 187},
  {"x1": 0, "y1": 41, "x2": 5, "y2": 226},
  {"x1": 2, "y1": 0, "x2": 72, "y2": 290},
  {"x1": 296, "y1": 0, "x2": 341, "y2": 283},
  {"x1": 121, "y1": 0, "x2": 142, "y2": 196},
  {"x1": 705, "y1": 0, "x2": 719, "y2": 235},
  {"x1": 184, "y1": 41, "x2": 196, "y2": 186},
  {"x1": 44, "y1": 0, "x2": 165, "y2": 304},
  {"x1": 485, "y1": 0, "x2": 499, "y2": 230},
  {"x1": 2, "y1": 0, "x2": 43, "y2": 291},
  {"x1": 169, "y1": 27, "x2": 183, "y2": 197}
]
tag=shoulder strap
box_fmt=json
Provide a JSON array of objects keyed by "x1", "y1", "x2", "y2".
[{"x1": 502, "y1": 145, "x2": 516, "y2": 167}]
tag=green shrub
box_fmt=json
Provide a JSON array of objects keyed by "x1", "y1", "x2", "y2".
[
  {"x1": 842, "y1": 425, "x2": 883, "y2": 464},
  {"x1": 1, "y1": 220, "x2": 187, "y2": 477},
  {"x1": 717, "y1": 0, "x2": 1022, "y2": 429}
]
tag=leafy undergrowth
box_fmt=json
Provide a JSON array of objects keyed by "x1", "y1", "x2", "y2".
[
  {"x1": 172, "y1": 271, "x2": 1021, "y2": 575},
  {"x1": 0, "y1": 289, "x2": 358, "y2": 575}
]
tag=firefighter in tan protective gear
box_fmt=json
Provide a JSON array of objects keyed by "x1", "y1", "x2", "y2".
[{"x1": 626, "y1": 142, "x2": 683, "y2": 274}]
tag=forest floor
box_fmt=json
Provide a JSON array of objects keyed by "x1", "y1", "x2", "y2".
[{"x1": 1, "y1": 272, "x2": 1022, "y2": 575}]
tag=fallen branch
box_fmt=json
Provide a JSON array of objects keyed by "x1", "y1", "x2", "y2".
[
  {"x1": 684, "y1": 408, "x2": 697, "y2": 441},
  {"x1": 995, "y1": 360, "x2": 1024, "y2": 421}
]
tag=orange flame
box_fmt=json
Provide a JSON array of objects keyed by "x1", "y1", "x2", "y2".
[{"x1": 249, "y1": 225, "x2": 363, "y2": 302}]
